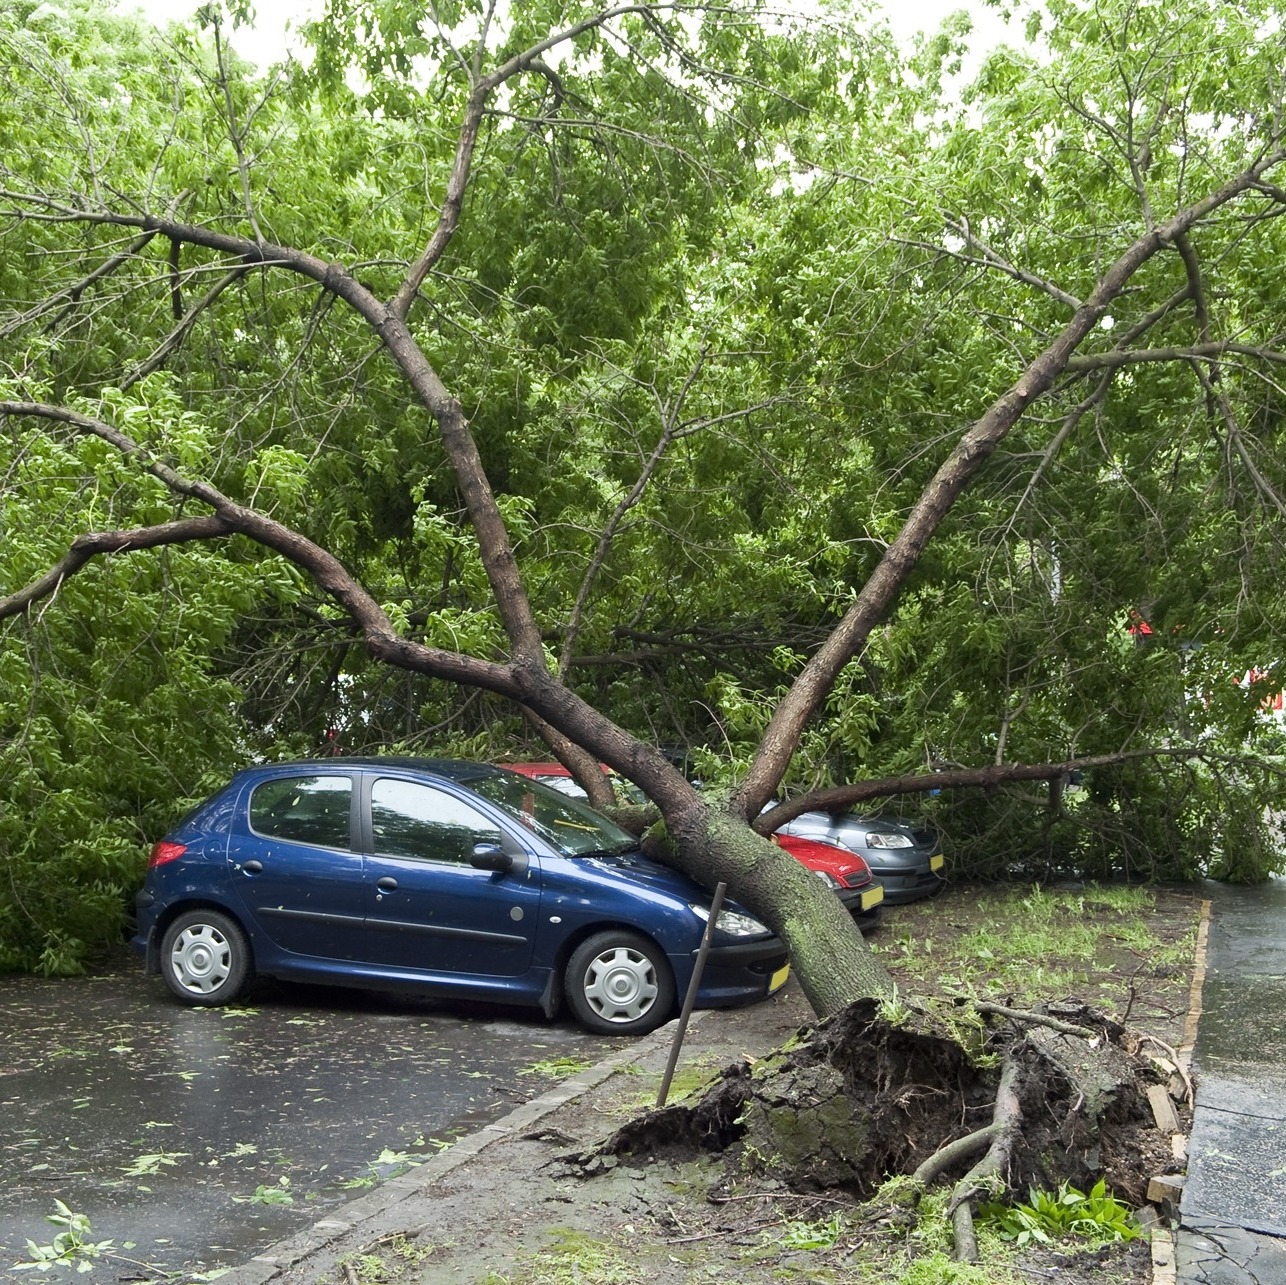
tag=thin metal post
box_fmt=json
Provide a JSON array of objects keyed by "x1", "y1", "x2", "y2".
[{"x1": 655, "y1": 880, "x2": 727, "y2": 1109}]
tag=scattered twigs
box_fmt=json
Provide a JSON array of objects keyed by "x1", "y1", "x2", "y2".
[{"x1": 1135, "y1": 1033, "x2": 1194, "y2": 1105}]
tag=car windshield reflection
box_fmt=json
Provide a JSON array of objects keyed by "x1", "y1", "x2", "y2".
[{"x1": 474, "y1": 770, "x2": 638, "y2": 857}]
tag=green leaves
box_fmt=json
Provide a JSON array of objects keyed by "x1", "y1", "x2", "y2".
[{"x1": 979, "y1": 1179, "x2": 1141, "y2": 1247}]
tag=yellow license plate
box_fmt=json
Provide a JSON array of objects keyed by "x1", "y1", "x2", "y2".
[
  {"x1": 768, "y1": 964, "x2": 791, "y2": 993},
  {"x1": 930, "y1": 854, "x2": 945, "y2": 872},
  {"x1": 860, "y1": 885, "x2": 885, "y2": 911}
]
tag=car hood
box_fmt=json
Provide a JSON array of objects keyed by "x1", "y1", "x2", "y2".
[
  {"x1": 582, "y1": 847, "x2": 766, "y2": 920},
  {"x1": 836, "y1": 815, "x2": 937, "y2": 847}
]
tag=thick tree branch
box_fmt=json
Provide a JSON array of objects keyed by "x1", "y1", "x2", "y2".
[
  {"x1": 0, "y1": 200, "x2": 547, "y2": 663},
  {"x1": 0, "y1": 516, "x2": 230, "y2": 620},
  {"x1": 753, "y1": 747, "x2": 1235, "y2": 832},
  {"x1": 0, "y1": 400, "x2": 523, "y2": 697}
]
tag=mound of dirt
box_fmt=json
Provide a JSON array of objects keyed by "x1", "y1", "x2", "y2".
[{"x1": 590, "y1": 996, "x2": 1186, "y2": 1213}]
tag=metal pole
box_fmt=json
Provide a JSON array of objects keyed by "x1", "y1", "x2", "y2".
[{"x1": 655, "y1": 880, "x2": 727, "y2": 1109}]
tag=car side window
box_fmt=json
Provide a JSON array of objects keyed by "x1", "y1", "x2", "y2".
[
  {"x1": 249, "y1": 776, "x2": 353, "y2": 849},
  {"x1": 371, "y1": 779, "x2": 504, "y2": 865}
]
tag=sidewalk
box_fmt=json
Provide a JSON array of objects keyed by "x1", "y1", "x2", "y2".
[{"x1": 1176, "y1": 880, "x2": 1286, "y2": 1283}]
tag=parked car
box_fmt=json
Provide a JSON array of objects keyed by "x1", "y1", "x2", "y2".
[
  {"x1": 501, "y1": 760, "x2": 645, "y2": 803},
  {"x1": 499, "y1": 762, "x2": 885, "y2": 928},
  {"x1": 773, "y1": 832, "x2": 885, "y2": 931},
  {"x1": 774, "y1": 811, "x2": 946, "y2": 904},
  {"x1": 132, "y1": 759, "x2": 789, "y2": 1035}
]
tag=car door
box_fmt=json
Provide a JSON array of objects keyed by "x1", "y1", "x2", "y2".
[
  {"x1": 226, "y1": 771, "x2": 366, "y2": 960},
  {"x1": 360, "y1": 773, "x2": 541, "y2": 978}
]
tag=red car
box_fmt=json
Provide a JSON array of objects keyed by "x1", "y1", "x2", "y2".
[{"x1": 498, "y1": 762, "x2": 884, "y2": 931}]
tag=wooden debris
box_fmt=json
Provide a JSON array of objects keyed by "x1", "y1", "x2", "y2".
[
  {"x1": 1147, "y1": 1083, "x2": 1181, "y2": 1133},
  {"x1": 1147, "y1": 1173, "x2": 1186, "y2": 1204}
]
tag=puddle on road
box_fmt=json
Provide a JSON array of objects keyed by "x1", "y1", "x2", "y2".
[{"x1": 0, "y1": 951, "x2": 616, "y2": 1280}]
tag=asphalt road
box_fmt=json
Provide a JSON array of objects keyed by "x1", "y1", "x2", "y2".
[{"x1": 0, "y1": 949, "x2": 618, "y2": 1281}]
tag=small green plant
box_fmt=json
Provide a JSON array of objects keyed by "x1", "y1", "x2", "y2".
[
  {"x1": 234, "y1": 1178, "x2": 293, "y2": 1206},
  {"x1": 121, "y1": 1150, "x2": 187, "y2": 1178},
  {"x1": 14, "y1": 1201, "x2": 114, "y2": 1273},
  {"x1": 979, "y1": 1179, "x2": 1141, "y2": 1247},
  {"x1": 878, "y1": 984, "x2": 913, "y2": 1026},
  {"x1": 775, "y1": 1212, "x2": 846, "y2": 1250}
]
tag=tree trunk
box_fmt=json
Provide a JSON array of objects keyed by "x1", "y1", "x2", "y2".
[{"x1": 660, "y1": 803, "x2": 895, "y2": 1014}]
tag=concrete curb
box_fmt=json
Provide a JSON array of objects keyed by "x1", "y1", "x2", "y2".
[
  {"x1": 216, "y1": 1015, "x2": 695, "y2": 1284},
  {"x1": 1152, "y1": 896, "x2": 1211, "y2": 1285}
]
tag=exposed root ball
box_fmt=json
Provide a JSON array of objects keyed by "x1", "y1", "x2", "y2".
[{"x1": 586, "y1": 998, "x2": 1181, "y2": 1206}]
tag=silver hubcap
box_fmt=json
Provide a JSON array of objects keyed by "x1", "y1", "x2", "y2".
[
  {"x1": 582, "y1": 946, "x2": 658, "y2": 1023},
  {"x1": 169, "y1": 924, "x2": 231, "y2": 995}
]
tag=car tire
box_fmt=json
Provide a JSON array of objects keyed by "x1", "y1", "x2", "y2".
[
  {"x1": 160, "y1": 910, "x2": 252, "y2": 1006},
  {"x1": 565, "y1": 931, "x2": 675, "y2": 1036}
]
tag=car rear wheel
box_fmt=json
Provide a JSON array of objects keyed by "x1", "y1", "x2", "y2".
[
  {"x1": 160, "y1": 910, "x2": 252, "y2": 1006},
  {"x1": 565, "y1": 931, "x2": 675, "y2": 1035}
]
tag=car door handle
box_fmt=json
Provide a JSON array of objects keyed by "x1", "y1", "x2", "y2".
[
  {"x1": 242, "y1": 860, "x2": 263, "y2": 874},
  {"x1": 376, "y1": 877, "x2": 398, "y2": 892}
]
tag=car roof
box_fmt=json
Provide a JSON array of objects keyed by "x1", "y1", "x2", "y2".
[{"x1": 244, "y1": 757, "x2": 503, "y2": 784}]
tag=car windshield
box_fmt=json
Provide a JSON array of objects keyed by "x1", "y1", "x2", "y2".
[{"x1": 472, "y1": 771, "x2": 639, "y2": 857}]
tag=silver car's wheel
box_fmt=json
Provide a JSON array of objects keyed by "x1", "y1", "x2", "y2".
[
  {"x1": 160, "y1": 910, "x2": 251, "y2": 1006},
  {"x1": 566, "y1": 931, "x2": 675, "y2": 1035}
]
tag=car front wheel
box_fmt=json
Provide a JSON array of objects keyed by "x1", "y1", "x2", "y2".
[
  {"x1": 565, "y1": 931, "x2": 676, "y2": 1035},
  {"x1": 160, "y1": 910, "x2": 252, "y2": 1006}
]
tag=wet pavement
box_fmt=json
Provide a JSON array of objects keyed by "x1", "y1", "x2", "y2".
[
  {"x1": 0, "y1": 950, "x2": 616, "y2": 1282},
  {"x1": 1178, "y1": 880, "x2": 1286, "y2": 1283}
]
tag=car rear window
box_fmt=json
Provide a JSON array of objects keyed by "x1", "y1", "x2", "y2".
[{"x1": 249, "y1": 775, "x2": 353, "y2": 849}]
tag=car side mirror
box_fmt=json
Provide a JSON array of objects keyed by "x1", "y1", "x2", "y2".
[{"x1": 470, "y1": 844, "x2": 527, "y2": 875}]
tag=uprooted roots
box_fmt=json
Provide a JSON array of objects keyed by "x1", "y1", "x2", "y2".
[{"x1": 579, "y1": 998, "x2": 1182, "y2": 1262}]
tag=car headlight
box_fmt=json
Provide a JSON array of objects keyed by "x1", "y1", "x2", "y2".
[
  {"x1": 812, "y1": 869, "x2": 841, "y2": 889},
  {"x1": 690, "y1": 904, "x2": 770, "y2": 937},
  {"x1": 865, "y1": 832, "x2": 912, "y2": 848}
]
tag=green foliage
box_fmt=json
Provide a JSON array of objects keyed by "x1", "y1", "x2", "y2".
[
  {"x1": 979, "y1": 1179, "x2": 1141, "y2": 1248},
  {"x1": 516, "y1": 1057, "x2": 593, "y2": 1078},
  {"x1": 235, "y1": 1178, "x2": 293, "y2": 1206},
  {"x1": 774, "y1": 1212, "x2": 847, "y2": 1250},
  {"x1": 14, "y1": 1201, "x2": 114, "y2": 1274},
  {"x1": 2, "y1": 0, "x2": 1286, "y2": 974}
]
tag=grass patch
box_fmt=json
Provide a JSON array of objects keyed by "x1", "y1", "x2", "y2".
[
  {"x1": 868, "y1": 882, "x2": 1199, "y2": 1022},
  {"x1": 501, "y1": 1227, "x2": 637, "y2": 1284}
]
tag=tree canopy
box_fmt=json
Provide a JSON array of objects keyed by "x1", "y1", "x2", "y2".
[{"x1": 2, "y1": 0, "x2": 1285, "y2": 981}]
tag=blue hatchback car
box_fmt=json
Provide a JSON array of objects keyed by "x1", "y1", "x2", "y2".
[{"x1": 133, "y1": 759, "x2": 790, "y2": 1035}]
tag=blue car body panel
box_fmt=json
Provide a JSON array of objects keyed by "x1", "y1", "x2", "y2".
[{"x1": 133, "y1": 759, "x2": 787, "y2": 1021}]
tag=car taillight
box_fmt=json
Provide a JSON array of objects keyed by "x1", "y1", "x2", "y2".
[{"x1": 148, "y1": 841, "x2": 187, "y2": 868}]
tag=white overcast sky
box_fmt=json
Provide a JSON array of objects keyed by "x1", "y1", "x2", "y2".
[{"x1": 125, "y1": 0, "x2": 1018, "y2": 70}]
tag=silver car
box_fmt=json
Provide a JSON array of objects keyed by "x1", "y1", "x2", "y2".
[{"x1": 775, "y1": 812, "x2": 946, "y2": 905}]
